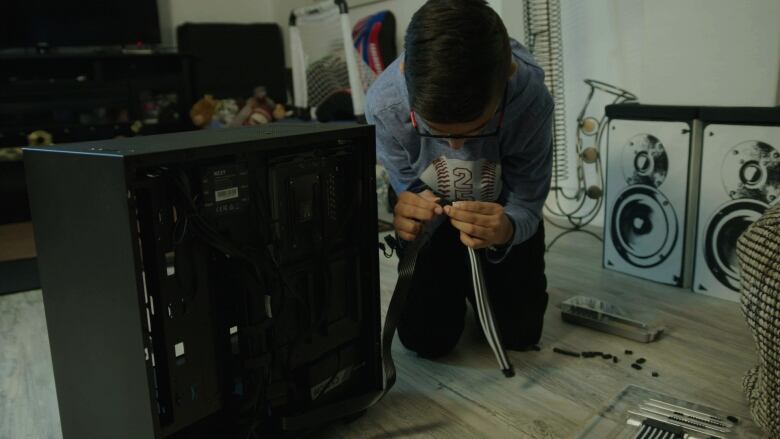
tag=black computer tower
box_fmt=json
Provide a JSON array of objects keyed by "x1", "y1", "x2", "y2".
[{"x1": 24, "y1": 123, "x2": 382, "y2": 438}]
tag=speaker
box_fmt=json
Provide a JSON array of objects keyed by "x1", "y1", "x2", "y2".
[
  {"x1": 693, "y1": 107, "x2": 780, "y2": 301},
  {"x1": 603, "y1": 105, "x2": 702, "y2": 287}
]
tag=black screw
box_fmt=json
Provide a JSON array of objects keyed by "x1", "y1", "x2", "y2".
[
  {"x1": 636, "y1": 358, "x2": 646, "y2": 364},
  {"x1": 553, "y1": 347, "x2": 580, "y2": 358},
  {"x1": 625, "y1": 350, "x2": 633, "y2": 355},
  {"x1": 631, "y1": 364, "x2": 643, "y2": 370},
  {"x1": 652, "y1": 372, "x2": 659, "y2": 377}
]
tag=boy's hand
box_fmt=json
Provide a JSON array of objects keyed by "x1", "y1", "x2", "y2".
[
  {"x1": 393, "y1": 190, "x2": 443, "y2": 241},
  {"x1": 444, "y1": 201, "x2": 513, "y2": 249}
]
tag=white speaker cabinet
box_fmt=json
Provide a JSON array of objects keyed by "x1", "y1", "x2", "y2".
[
  {"x1": 603, "y1": 105, "x2": 702, "y2": 287},
  {"x1": 694, "y1": 108, "x2": 780, "y2": 301}
]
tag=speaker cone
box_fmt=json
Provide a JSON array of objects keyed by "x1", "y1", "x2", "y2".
[
  {"x1": 611, "y1": 185, "x2": 678, "y2": 268},
  {"x1": 704, "y1": 199, "x2": 768, "y2": 291},
  {"x1": 622, "y1": 134, "x2": 669, "y2": 187},
  {"x1": 721, "y1": 140, "x2": 780, "y2": 204}
]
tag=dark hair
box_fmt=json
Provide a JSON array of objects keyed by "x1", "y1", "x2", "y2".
[{"x1": 404, "y1": 0, "x2": 510, "y2": 124}]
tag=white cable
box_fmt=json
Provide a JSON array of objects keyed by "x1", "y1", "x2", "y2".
[{"x1": 467, "y1": 247, "x2": 511, "y2": 371}]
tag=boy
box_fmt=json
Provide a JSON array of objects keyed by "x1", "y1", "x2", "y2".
[{"x1": 366, "y1": 0, "x2": 553, "y2": 357}]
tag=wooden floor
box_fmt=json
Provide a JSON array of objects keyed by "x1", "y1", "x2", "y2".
[{"x1": 0, "y1": 223, "x2": 765, "y2": 438}]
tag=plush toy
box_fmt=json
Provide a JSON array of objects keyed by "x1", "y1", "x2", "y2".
[
  {"x1": 214, "y1": 99, "x2": 239, "y2": 127},
  {"x1": 27, "y1": 130, "x2": 54, "y2": 146},
  {"x1": 0, "y1": 147, "x2": 23, "y2": 162},
  {"x1": 273, "y1": 103, "x2": 287, "y2": 121},
  {"x1": 190, "y1": 95, "x2": 238, "y2": 128},
  {"x1": 231, "y1": 87, "x2": 287, "y2": 127},
  {"x1": 191, "y1": 88, "x2": 287, "y2": 129},
  {"x1": 190, "y1": 94, "x2": 217, "y2": 128}
]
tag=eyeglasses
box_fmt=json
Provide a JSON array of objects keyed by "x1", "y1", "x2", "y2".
[{"x1": 410, "y1": 86, "x2": 507, "y2": 140}]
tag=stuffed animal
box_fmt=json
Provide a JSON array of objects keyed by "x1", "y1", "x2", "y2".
[
  {"x1": 273, "y1": 103, "x2": 287, "y2": 121},
  {"x1": 190, "y1": 95, "x2": 217, "y2": 128},
  {"x1": 231, "y1": 87, "x2": 286, "y2": 127},
  {"x1": 191, "y1": 88, "x2": 287, "y2": 129},
  {"x1": 0, "y1": 147, "x2": 23, "y2": 162},
  {"x1": 213, "y1": 99, "x2": 239, "y2": 127},
  {"x1": 190, "y1": 95, "x2": 238, "y2": 128},
  {"x1": 27, "y1": 130, "x2": 53, "y2": 146}
]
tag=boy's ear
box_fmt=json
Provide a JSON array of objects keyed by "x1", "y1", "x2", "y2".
[
  {"x1": 400, "y1": 61, "x2": 405, "y2": 74},
  {"x1": 508, "y1": 62, "x2": 517, "y2": 78}
]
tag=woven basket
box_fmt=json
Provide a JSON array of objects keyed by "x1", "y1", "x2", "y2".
[{"x1": 737, "y1": 202, "x2": 780, "y2": 439}]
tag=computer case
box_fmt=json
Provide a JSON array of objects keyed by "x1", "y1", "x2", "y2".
[{"x1": 24, "y1": 123, "x2": 382, "y2": 438}]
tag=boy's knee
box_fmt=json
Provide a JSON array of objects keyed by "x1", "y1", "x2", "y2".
[
  {"x1": 398, "y1": 321, "x2": 462, "y2": 358},
  {"x1": 503, "y1": 290, "x2": 549, "y2": 351}
]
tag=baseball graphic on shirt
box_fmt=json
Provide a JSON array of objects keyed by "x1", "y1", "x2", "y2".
[{"x1": 419, "y1": 156, "x2": 502, "y2": 202}]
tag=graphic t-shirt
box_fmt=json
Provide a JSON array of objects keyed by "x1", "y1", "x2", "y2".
[{"x1": 365, "y1": 39, "x2": 554, "y2": 249}]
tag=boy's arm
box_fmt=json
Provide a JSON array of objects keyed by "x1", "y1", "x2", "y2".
[
  {"x1": 488, "y1": 110, "x2": 553, "y2": 261},
  {"x1": 366, "y1": 107, "x2": 418, "y2": 194}
]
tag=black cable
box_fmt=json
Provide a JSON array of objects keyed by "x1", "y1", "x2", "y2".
[
  {"x1": 171, "y1": 169, "x2": 309, "y2": 318},
  {"x1": 167, "y1": 169, "x2": 287, "y2": 434}
]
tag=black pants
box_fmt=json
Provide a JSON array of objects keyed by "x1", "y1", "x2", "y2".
[{"x1": 396, "y1": 221, "x2": 548, "y2": 358}]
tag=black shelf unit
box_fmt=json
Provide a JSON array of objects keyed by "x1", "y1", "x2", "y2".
[
  {"x1": 0, "y1": 51, "x2": 195, "y2": 295},
  {"x1": 1, "y1": 52, "x2": 195, "y2": 150}
]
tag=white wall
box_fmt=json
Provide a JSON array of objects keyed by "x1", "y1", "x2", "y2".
[
  {"x1": 500, "y1": 0, "x2": 526, "y2": 43},
  {"x1": 157, "y1": 0, "x2": 275, "y2": 47},
  {"x1": 550, "y1": 0, "x2": 645, "y2": 227},
  {"x1": 640, "y1": 0, "x2": 780, "y2": 107}
]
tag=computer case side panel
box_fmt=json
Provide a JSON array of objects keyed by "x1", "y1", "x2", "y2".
[{"x1": 25, "y1": 151, "x2": 159, "y2": 439}]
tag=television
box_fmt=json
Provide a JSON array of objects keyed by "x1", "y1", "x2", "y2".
[
  {"x1": 24, "y1": 123, "x2": 383, "y2": 438},
  {"x1": 1, "y1": 0, "x2": 161, "y2": 49}
]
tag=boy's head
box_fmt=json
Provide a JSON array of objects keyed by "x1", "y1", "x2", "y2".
[{"x1": 404, "y1": 0, "x2": 513, "y2": 142}]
